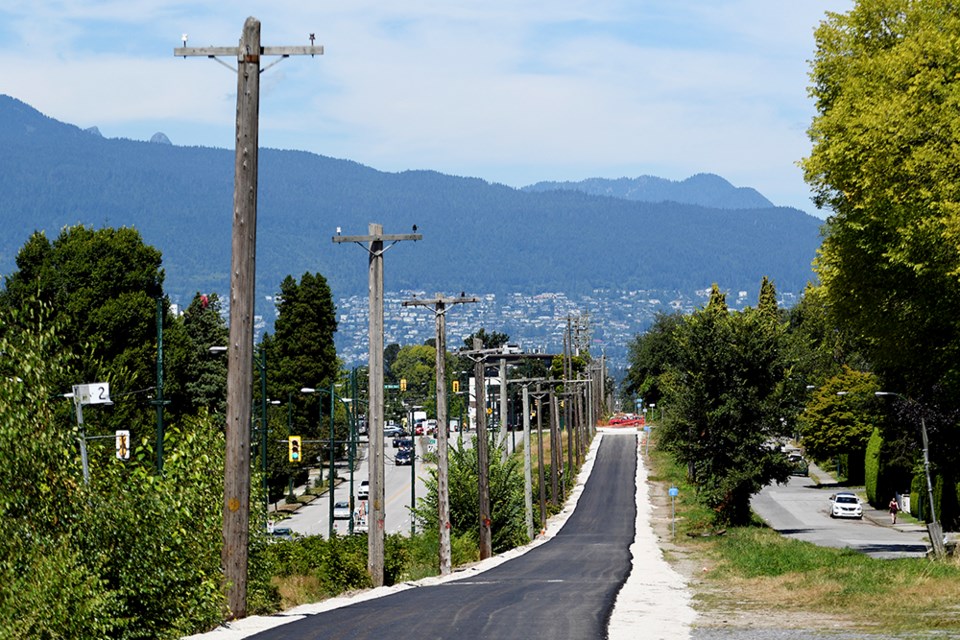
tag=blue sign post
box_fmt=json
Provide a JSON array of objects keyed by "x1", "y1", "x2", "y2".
[
  {"x1": 644, "y1": 425, "x2": 652, "y2": 455},
  {"x1": 668, "y1": 486, "x2": 679, "y2": 537}
]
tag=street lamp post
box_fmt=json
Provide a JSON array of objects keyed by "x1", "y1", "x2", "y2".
[
  {"x1": 302, "y1": 384, "x2": 353, "y2": 538},
  {"x1": 874, "y1": 391, "x2": 945, "y2": 558}
]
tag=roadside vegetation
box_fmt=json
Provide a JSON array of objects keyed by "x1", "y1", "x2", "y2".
[{"x1": 647, "y1": 441, "x2": 960, "y2": 633}]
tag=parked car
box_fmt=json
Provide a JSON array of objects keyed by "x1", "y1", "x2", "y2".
[
  {"x1": 358, "y1": 480, "x2": 369, "y2": 501},
  {"x1": 333, "y1": 501, "x2": 351, "y2": 520},
  {"x1": 830, "y1": 492, "x2": 863, "y2": 519},
  {"x1": 395, "y1": 449, "x2": 413, "y2": 466}
]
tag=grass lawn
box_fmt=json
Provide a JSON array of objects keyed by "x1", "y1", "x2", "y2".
[{"x1": 645, "y1": 442, "x2": 960, "y2": 634}]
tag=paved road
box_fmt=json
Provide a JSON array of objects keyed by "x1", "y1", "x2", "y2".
[
  {"x1": 284, "y1": 432, "x2": 515, "y2": 539},
  {"x1": 247, "y1": 433, "x2": 638, "y2": 640},
  {"x1": 751, "y1": 474, "x2": 930, "y2": 558}
]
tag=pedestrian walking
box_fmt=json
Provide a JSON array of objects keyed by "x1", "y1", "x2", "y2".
[{"x1": 889, "y1": 497, "x2": 900, "y2": 524}]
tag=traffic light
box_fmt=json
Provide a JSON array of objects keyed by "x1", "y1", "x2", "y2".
[
  {"x1": 452, "y1": 380, "x2": 460, "y2": 393},
  {"x1": 400, "y1": 378, "x2": 407, "y2": 392},
  {"x1": 288, "y1": 435, "x2": 302, "y2": 463}
]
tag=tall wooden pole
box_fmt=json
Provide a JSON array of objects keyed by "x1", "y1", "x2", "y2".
[
  {"x1": 366, "y1": 224, "x2": 385, "y2": 585},
  {"x1": 176, "y1": 18, "x2": 323, "y2": 620},
  {"x1": 499, "y1": 357, "x2": 508, "y2": 462},
  {"x1": 334, "y1": 224, "x2": 420, "y2": 585},
  {"x1": 402, "y1": 294, "x2": 477, "y2": 574},
  {"x1": 435, "y1": 302, "x2": 450, "y2": 572},
  {"x1": 522, "y1": 384, "x2": 533, "y2": 540},
  {"x1": 565, "y1": 320, "x2": 574, "y2": 485},
  {"x1": 534, "y1": 390, "x2": 547, "y2": 530},
  {"x1": 550, "y1": 389, "x2": 560, "y2": 506},
  {"x1": 474, "y1": 338, "x2": 493, "y2": 559},
  {"x1": 222, "y1": 18, "x2": 260, "y2": 619}
]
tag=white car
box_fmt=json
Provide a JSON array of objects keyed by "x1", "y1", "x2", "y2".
[
  {"x1": 358, "y1": 480, "x2": 369, "y2": 501},
  {"x1": 830, "y1": 492, "x2": 863, "y2": 519},
  {"x1": 333, "y1": 501, "x2": 351, "y2": 520}
]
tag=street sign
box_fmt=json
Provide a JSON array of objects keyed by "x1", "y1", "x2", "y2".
[
  {"x1": 385, "y1": 384, "x2": 399, "y2": 390},
  {"x1": 115, "y1": 430, "x2": 130, "y2": 460},
  {"x1": 669, "y1": 487, "x2": 679, "y2": 537},
  {"x1": 73, "y1": 382, "x2": 111, "y2": 405}
]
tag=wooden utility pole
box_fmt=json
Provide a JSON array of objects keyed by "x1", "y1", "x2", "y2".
[
  {"x1": 334, "y1": 224, "x2": 420, "y2": 585},
  {"x1": 532, "y1": 387, "x2": 548, "y2": 530},
  {"x1": 403, "y1": 294, "x2": 477, "y2": 574},
  {"x1": 564, "y1": 319, "x2": 574, "y2": 483},
  {"x1": 175, "y1": 17, "x2": 322, "y2": 620},
  {"x1": 521, "y1": 383, "x2": 534, "y2": 540},
  {"x1": 550, "y1": 389, "x2": 562, "y2": 504},
  {"x1": 471, "y1": 339, "x2": 493, "y2": 559},
  {"x1": 499, "y1": 357, "x2": 509, "y2": 462}
]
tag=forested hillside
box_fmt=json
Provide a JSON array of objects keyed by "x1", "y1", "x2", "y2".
[{"x1": 0, "y1": 95, "x2": 823, "y2": 308}]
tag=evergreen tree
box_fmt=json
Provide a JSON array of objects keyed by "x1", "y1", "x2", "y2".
[{"x1": 660, "y1": 283, "x2": 793, "y2": 525}]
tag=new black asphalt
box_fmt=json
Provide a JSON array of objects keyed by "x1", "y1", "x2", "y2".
[{"x1": 248, "y1": 433, "x2": 638, "y2": 640}]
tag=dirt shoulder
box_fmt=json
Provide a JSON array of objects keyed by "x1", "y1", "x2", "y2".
[{"x1": 645, "y1": 473, "x2": 861, "y2": 633}]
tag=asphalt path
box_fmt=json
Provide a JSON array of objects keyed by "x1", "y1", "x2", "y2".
[
  {"x1": 751, "y1": 474, "x2": 931, "y2": 558},
  {"x1": 247, "y1": 433, "x2": 638, "y2": 640}
]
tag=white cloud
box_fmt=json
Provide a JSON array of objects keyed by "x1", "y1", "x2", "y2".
[{"x1": 0, "y1": 0, "x2": 854, "y2": 214}]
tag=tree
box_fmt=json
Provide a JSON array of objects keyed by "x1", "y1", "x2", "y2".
[
  {"x1": 164, "y1": 292, "x2": 229, "y2": 422},
  {"x1": 798, "y1": 366, "x2": 880, "y2": 482},
  {"x1": 622, "y1": 312, "x2": 684, "y2": 408},
  {"x1": 803, "y1": 0, "x2": 960, "y2": 401},
  {"x1": 392, "y1": 343, "x2": 461, "y2": 418},
  {"x1": 413, "y1": 437, "x2": 527, "y2": 554},
  {"x1": 462, "y1": 328, "x2": 509, "y2": 351},
  {"x1": 0, "y1": 301, "x2": 232, "y2": 638},
  {"x1": 0, "y1": 225, "x2": 169, "y2": 449},
  {"x1": 266, "y1": 272, "x2": 339, "y2": 437},
  {"x1": 660, "y1": 283, "x2": 794, "y2": 525}
]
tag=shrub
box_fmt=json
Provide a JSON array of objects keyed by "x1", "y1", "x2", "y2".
[{"x1": 864, "y1": 427, "x2": 881, "y2": 504}]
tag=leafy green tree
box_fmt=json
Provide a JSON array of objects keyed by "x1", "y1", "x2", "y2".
[
  {"x1": 462, "y1": 328, "x2": 509, "y2": 350},
  {"x1": 0, "y1": 226, "x2": 163, "y2": 391},
  {"x1": 0, "y1": 225, "x2": 175, "y2": 473},
  {"x1": 0, "y1": 301, "x2": 231, "y2": 638},
  {"x1": 270, "y1": 273, "x2": 338, "y2": 394},
  {"x1": 660, "y1": 283, "x2": 794, "y2": 525},
  {"x1": 164, "y1": 292, "x2": 229, "y2": 421},
  {"x1": 623, "y1": 312, "x2": 684, "y2": 408},
  {"x1": 413, "y1": 437, "x2": 527, "y2": 553},
  {"x1": 798, "y1": 366, "x2": 880, "y2": 482},
  {"x1": 392, "y1": 343, "x2": 462, "y2": 418},
  {"x1": 393, "y1": 344, "x2": 437, "y2": 409},
  {"x1": 803, "y1": 0, "x2": 960, "y2": 401}
]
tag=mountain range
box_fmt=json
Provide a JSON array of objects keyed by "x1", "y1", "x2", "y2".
[{"x1": 0, "y1": 94, "x2": 824, "y2": 326}]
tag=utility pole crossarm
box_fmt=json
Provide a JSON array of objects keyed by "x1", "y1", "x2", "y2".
[
  {"x1": 403, "y1": 295, "x2": 479, "y2": 310},
  {"x1": 175, "y1": 46, "x2": 323, "y2": 57},
  {"x1": 334, "y1": 233, "x2": 421, "y2": 244}
]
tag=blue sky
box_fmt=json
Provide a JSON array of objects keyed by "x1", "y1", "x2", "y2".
[{"x1": 2, "y1": 0, "x2": 852, "y2": 216}]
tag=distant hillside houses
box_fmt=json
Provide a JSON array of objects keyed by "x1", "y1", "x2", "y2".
[{"x1": 322, "y1": 286, "x2": 801, "y2": 378}]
